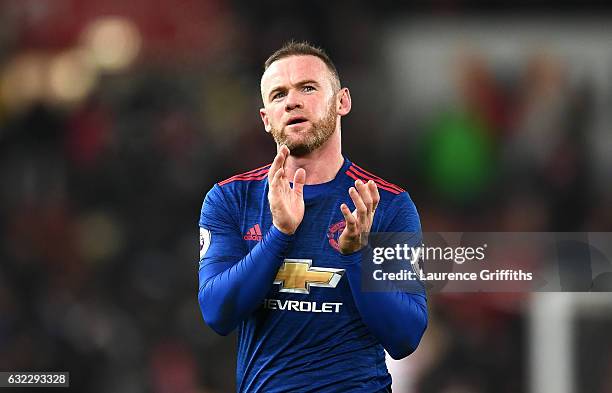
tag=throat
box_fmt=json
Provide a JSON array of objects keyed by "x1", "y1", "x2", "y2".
[{"x1": 286, "y1": 154, "x2": 344, "y2": 185}]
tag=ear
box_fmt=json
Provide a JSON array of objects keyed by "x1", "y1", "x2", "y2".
[
  {"x1": 336, "y1": 87, "x2": 352, "y2": 116},
  {"x1": 260, "y1": 107, "x2": 272, "y2": 133}
]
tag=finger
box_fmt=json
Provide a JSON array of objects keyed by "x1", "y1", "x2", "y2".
[
  {"x1": 349, "y1": 186, "x2": 368, "y2": 220},
  {"x1": 279, "y1": 145, "x2": 289, "y2": 168},
  {"x1": 272, "y1": 167, "x2": 284, "y2": 187},
  {"x1": 292, "y1": 168, "x2": 306, "y2": 198},
  {"x1": 368, "y1": 180, "x2": 380, "y2": 212},
  {"x1": 355, "y1": 179, "x2": 373, "y2": 213},
  {"x1": 273, "y1": 145, "x2": 289, "y2": 169},
  {"x1": 279, "y1": 144, "x2": 290, "y2": 157},
  {"x1": 340, "y1": 203, "x2": 357, "y2": 231},
  {"x1": 268, "y1": 150, "x2": 285, "y2": 181}
]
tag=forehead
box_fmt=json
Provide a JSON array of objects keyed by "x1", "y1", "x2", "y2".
[{"x1": 261, "y1": 55, "x2": 332, "y2": 93}]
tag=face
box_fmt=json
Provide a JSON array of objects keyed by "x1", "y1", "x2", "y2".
[{"x1": 260, "y1": 55, "x2": 342, "y2": 156}]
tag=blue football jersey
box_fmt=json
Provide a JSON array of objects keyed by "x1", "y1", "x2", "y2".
[{"x1": 198, "y1": 157, "x2": 427, "y2": 393}]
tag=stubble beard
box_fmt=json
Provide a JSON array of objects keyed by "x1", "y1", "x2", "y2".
[{"x1": 270, "y1": 102, "x2": 337, "y2": 157}]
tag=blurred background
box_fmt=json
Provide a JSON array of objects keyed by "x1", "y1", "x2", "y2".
[{"x1": 0, "y1": 1, "x2": 611, "y2": 392}]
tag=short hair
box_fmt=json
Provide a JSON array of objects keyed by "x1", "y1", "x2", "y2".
[{"x1": 263, "y1": 41, "x2": 341, "y2": 91}]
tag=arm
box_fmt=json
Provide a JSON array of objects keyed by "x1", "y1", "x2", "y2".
[
  {"x1": 198, "y1": 146, "x2": 305, "y2": 335},
  {"x1": 340, "y1": 251, "x2": 427, "y2": 359},
  {"x1": 198, "y1": 187, "x2": 293, "y2": 335},
  {"x1": 339, "y1": 184, "x2": 428, "y2": 359}
]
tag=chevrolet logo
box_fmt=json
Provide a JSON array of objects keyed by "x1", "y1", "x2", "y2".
[{"x1": 274, "y1": 259, "x2": 345, "y2": 294}]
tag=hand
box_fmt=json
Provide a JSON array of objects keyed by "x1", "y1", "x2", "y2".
[
  {"x1": 338, "y1": 179, "x2": 380, "y2": 254},
  {"x1": 267, "y1": 145, "x2": 306, "y2": 235}
]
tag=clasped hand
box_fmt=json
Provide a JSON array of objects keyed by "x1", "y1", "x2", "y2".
[{"x1": 267, "y1": 146, "x2": 380, "y2": 254}]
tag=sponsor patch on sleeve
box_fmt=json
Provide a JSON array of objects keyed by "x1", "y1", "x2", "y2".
[{"x1": 199, "y1": 227, "x2": 211, "y2": 260}]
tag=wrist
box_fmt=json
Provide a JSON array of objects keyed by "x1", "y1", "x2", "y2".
[
  {"x1": 272, "y1": 222, "x2": 296, "y2": 236},
  {"x1": 340, "y1": 244, "x2": 362, "y2": 255},
  {"x1": 338, "y1": 248, "x2": 363, "y2": 266},
  {"x1": 269, "y1": 225, "x2": 295, "y2": 242},
  {"x1": 339, "y1": 233, "x2": 370, "y2": 255}
]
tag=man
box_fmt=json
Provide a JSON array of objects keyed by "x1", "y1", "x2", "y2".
[{"x1": 198, "y1": 41, "x2": 427, "y2": 392}]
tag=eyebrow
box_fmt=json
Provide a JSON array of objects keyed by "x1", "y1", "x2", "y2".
[{"x1": 267, "y1": 79, "x2": 320, "y2": 101}]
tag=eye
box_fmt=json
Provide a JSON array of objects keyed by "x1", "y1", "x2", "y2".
[
  {"x1": 272, "y1": 91, "x2": 286, "y2": 100},
  {"x1": 302, "y1": 85, "x2": 315, "y2": 92}
]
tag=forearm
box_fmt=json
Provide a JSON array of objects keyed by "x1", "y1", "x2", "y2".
[
  {"x1": 198, "y1": 226, "x2": 293, "y2": 335},
  {"x1": 341, "y1": 252, "x2": 428, "y2": 360}
]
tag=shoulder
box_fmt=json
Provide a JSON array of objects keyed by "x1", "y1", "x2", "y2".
[
  {"x1": 344, "y1": 161, "x2": 406, "y2": 197},
  {"x1": 202, "y1": 163, "x2": 271, "y2": 212},
  {"x1": 343, "y1": 161, "x2": 418, "y2": 230},
  {"x1": 217, "y1": 163, "x2": 272, "y2": 187},
  {"x1": 346, "y1": 163, "x2": 418, "y2": 218}
]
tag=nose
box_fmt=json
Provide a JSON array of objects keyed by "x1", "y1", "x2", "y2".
[{"x1": 284, "y1": 89, "x2": 303, "y2": 111}]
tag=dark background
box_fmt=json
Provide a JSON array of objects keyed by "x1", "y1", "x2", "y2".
[{"x1": 1, "y1": 1, "x2": 611, "y2": 392}]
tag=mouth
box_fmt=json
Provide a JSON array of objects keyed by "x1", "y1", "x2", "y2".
[{"x1": 286, "y1": 117, "x2": 308, "y2": 127}]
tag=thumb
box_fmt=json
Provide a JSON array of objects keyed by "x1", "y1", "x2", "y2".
[{"x1": 292, "y1": 168, "x2": 306, "y2": 197}]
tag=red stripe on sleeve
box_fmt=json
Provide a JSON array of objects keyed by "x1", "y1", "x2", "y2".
[
  {"x1": 345, "y1": 169, "x2": 401, "y2": 195},
  {"x1": 218, "y1": 171, "x2": 269, "y2": 186},
  {"x1": 349, "y1": 164, "x2": 405, "y2": 193}
]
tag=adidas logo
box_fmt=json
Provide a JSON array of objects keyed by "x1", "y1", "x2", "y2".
[{"x1": 244, "y1": 224, "x2": 263, "y2": 241}]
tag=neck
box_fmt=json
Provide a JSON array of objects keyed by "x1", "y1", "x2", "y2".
[{"x1": 280, "y1": 129, "x2": 344, "y2": 185}]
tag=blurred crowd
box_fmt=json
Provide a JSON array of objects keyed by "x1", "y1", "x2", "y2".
[{"x1": 0, "y1": 1, "x2": 611, "y2": 392}]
